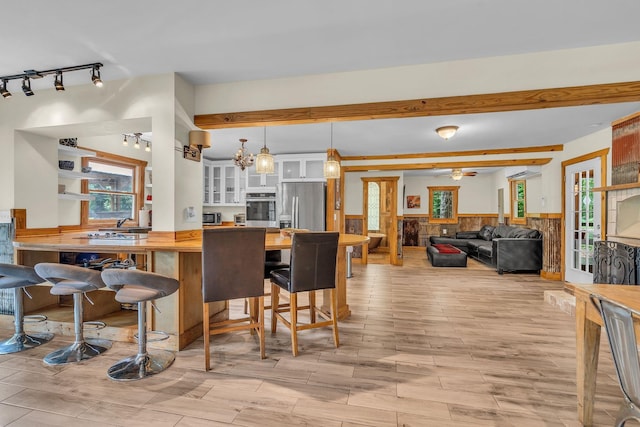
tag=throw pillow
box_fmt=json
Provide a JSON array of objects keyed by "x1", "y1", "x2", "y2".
[
  {"x1": 478, "y1": 225, "x2": 495, "y2": 241},
  {"x1": 509, "y1": 227, "x2": 541, "y2": 239}
]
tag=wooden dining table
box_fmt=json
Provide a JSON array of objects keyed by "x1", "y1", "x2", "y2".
[{"x1": 564, "y1": 282, "x2": 640, "y2": 426}]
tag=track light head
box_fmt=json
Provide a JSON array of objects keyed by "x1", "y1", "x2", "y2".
[
  {"x1": 21, "y1": 77, "x2": 34, "y2": 96},
  {"x1": 122, "y1": 134, "x2": 128, "y2": 146},
  {"x1": 54, "y1": 71, "x2": 65, "y2": 91},
  {"x1": 145, "y1": 141, "x2": 151, "y2": 152},
  {"x1": 0, "y1": 79, "x2": 11, "y2": 98},
  {"x1": 91, "y1": 65, "x2": 103, "y2": 87}
]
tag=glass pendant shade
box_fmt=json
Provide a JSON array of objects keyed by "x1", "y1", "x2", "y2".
[
  {"x1": 324, "y1": 123, "x2": 340, "y2": 179},
  {"x1": 255, "y1": 127, "x2": 274, "y2": 173},
  {"x1": 255, "y1": 146, "x2": 274, "y2": 173},
  {"x1": 324, "y1": 156, "x2": 340, "y2": 179}
]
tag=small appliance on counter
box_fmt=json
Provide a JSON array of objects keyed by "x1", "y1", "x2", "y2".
[
  {"x1": 203, "y1": 212, "x2": 222, "y2": 225},
  {"x1": 233, "y1": 213, "x2": 246, "y2": 226}
]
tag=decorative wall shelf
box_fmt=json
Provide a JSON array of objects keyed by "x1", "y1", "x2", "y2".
[
  {"x1": 58, "y1": 192, "x2": 93, "y2": 201},
  {"x1": 57, "y1": 145, "x2": 96, "y2": 157},
  {"x1": 58, "y1": 170, "x2": 101, "y2": 180},
  {"x1": 593, "y1": 182, "x2": 640, "y2": 192}
]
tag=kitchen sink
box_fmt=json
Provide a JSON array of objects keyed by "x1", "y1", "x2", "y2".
[
  {"x1": 98, "y1": 227, "x2": 151, "y2": 233},
  {"x1": 74, "y1": 232, "x2": 148, "y2": 240}
]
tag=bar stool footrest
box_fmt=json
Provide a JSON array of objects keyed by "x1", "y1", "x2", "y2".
[
  {"x1": 24, "y1": 314, "x2": 48, "y2": 324},
  {"x1": 107, "y1": 350, "x2": 175, "y2": 381},
  {"x1": 83, "y1": 320, "x2": 107, "y2": 330},
  {"x1": 134, "y1": 330, "x2": 170, "y2": 343}
]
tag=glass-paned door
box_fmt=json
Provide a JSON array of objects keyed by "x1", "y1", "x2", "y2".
[{"x1": 565, "y1": 158, "x2": 601, "y2": 283}]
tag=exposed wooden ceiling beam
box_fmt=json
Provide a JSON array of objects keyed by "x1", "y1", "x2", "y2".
[
  {"x1": 340, "y1": 144, "x2": 563, "y2": 161},
  {"x1": 195, "y1": 81, "x2": 640, "y2": 129},
  {"x1": 343, "y1": 157, "x2": 552, "y2": 172}
]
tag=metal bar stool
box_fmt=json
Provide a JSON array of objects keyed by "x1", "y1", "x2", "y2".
[
  {"x1": 101, "y1": 268, "x2": 179, "y2": 381},
  {"x1": 0, "y1": 264, "x2": 53, "y2": 354},
  {"x1": 34, "y1": 263, "x2": 112, "y2": 365}
]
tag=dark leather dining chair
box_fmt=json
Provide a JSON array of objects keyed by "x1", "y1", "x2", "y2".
[
  {"x1": 202, "y1": 227, "x2": 266, "y2": 371},
  {"x1": 270, "y1": 231, "x2": 339, "y2": 356},
  {"x1": 591, "y1": 295, "x2": 640, "y2": 426}
]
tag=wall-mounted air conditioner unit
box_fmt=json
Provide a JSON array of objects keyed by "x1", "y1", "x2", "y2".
[{"x1": 504, "y1": 165, "x2": 542, "y2": 180}]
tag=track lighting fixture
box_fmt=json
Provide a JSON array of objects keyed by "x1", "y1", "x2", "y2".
[
  {"x1": 54, "y1": 71, "x2": 64, "y2": 91},
  {"x1": 91, "y1": 65, "x2": 103, "y2": 87},
  {"x1": 122, "y1": 133, "x2": 151, "y2": 152},
  {"x1": 0, "y1": 62, "x2": 103, "y2": 98},
  {"x1": 21, "y1": 77, "x2": 34, "y2": 96},
  {"x1": 0, "y1": 79, "x2": 11, "y2": 98}
]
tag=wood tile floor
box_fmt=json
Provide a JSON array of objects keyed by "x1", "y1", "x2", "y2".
[{"x1": 0, "y1": 252, "x2": 628, "y2": 426}]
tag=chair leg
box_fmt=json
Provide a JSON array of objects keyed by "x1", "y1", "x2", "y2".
[
  {"x1": 258, "y1": 296, "x2": 265, "y2": 359},
  {"x1": 43, "y1": 292, "x2": 111, "y2": 365},
  {"x1": 290, "y1": 293, "x2": 299, "y2": 356},
  {"x1": 309, "y1": 290, "x2": 316, "y2": 324},
  {"x1": 0, "y1": 287, "x2": 53, "y2": 355},
  {"x1": 107, "y1": 301, "x2": 175, "y2": 381},
  {"x1": 271, "y1": 284, "x2": 279, "y2": 333},
  {"x1": 330, "y1": 289, "x2": 340, "y2": 348},
  {"x1": 203, "y1": 302, "x2": 211, "y2": 371}
]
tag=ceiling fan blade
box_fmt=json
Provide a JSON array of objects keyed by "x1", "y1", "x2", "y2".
[{"x1": 463, "y1": 172, "x2": 477, "y2": 176}]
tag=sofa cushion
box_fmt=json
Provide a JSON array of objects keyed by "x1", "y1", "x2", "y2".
[
  {"x1": 477, "y1": 245, "x2": 493, "y2": 257},
  {"x1": 492, "y1": 225, "x2": 512, "y2": 238},
  {"x1": 456, "y1": 231, "x2": 479, "y2": 239},
  {"x1": 508, "y1": 227, "x2": 541, "y2": 239},
  {"x1": 478, "y1": 225, "x2": 495, "y2": 241}
]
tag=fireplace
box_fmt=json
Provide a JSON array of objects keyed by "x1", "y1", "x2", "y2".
[{"x1": 616, "y1": 194, "x2": 640, "y2": 238}]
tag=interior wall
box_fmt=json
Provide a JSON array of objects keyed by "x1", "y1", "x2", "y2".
[
  {"x1": 1, "y1": 73, "x2": 202, "y2": 232},
  {"x1": 195, "y1": 41, "x2": 640, "y2": 114}
]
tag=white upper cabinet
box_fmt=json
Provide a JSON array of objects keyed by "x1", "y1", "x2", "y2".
[
  {"x1": 203, "y1": 160, "x2": 245, "y2": 206},
  {"x1": 279, "y1": 154, "x2": 326, "y2": 182},
  {"x1": 246, "y1": 161, "x2": 279, "y2": 191}
]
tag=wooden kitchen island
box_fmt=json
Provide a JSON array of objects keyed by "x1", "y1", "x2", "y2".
[{"x1": 10, "y1": 231, "x2": 368, "y2": 351}]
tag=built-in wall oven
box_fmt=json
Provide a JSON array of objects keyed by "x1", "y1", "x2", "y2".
[{"x1": 245, "y1": 192, "x2": 277, "y2": 227}]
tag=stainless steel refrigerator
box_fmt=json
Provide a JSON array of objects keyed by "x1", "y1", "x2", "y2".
[{"x1": 277, "y1": 182, "x2": 326, "y2": 231}]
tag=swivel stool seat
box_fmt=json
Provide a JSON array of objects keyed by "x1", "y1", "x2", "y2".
[
  {"x1": 34, "y1": 263, "x2": 112, "y2": 365},
  {"x1": 101, "y1": 268, "x2": 179, "y2": 381},
  {"x1": 0, "y1": 264, "x2": 53, "y2": 354}
]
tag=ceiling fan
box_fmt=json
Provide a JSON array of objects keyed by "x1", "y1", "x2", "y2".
[{"x1": 450, "y1": 168, "x2": 477, "y2": 180}]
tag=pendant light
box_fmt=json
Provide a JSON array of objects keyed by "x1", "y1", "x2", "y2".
[
  {"x1": 324, "y1": 123, "x2": 340, "y2": 179},
  {"x1": 255, "y1": 126, "x2": 274, "y2": 174}
]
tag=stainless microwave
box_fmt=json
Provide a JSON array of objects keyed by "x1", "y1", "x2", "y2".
[{"x1": 203, "y1": 212, "x2": 222, "y2": 225}]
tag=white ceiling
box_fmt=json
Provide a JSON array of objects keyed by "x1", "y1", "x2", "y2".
[{"x1": 3, "y1": 1, "x2": 640, "y2": 166}]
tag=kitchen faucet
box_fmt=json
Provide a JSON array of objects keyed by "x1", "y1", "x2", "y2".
[{"x1": 116, "y1": 217, "x2": 132, "y2": 228}]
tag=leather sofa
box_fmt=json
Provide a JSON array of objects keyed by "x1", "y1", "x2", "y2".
[{"x1": 429, "y1": 224, "x2": 542, "y2": 274}]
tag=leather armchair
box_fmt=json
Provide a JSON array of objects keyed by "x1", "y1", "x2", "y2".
[{"x1": 492, "y1": 238, "x2": 543, "y2": 274}]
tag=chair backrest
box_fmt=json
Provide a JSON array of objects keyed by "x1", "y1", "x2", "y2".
[
  {"x1": 289, "y1": 232, "x2": 339, "y2": 293},
  {"x1": 101, "y1": 269, "x2": 179, "y2": 297},
  {"x1": 591, "y1": 295, "x2": 640, "y2": 406},
  {"x1": 202, "y1": 227, "x2": 266, "y2": 303}
]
